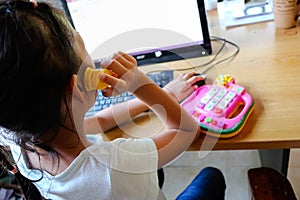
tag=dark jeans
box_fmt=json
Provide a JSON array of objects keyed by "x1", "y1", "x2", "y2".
[{"x1": 176, "y1": 167, "x2": 226, "y2": 200}]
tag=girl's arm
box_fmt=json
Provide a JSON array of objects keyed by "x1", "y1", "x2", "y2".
[
  {"x1": 85, "y1": 52, "x2": 200, "y2": 168},
  {"x1": 84, "y1": 71, "x2": 203, "y2": 134},
  {"x1": 84, "y1": 97, "x2": 148, "y2": 133}
]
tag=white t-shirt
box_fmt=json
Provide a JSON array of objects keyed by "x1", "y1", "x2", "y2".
[{"x1": 0, "y1": 132, "x2": 166, "y2": 200}]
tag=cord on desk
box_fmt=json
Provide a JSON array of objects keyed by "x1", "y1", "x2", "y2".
[
  {"x1": 175, "y1": 36, "x2": 240, "y2": 73},
  {"x1": 145, "y1": 36, "x2": 240, "y2": 75},
  {"x1": 203, "y1": 36, "x2": 240, "y2": 73}
]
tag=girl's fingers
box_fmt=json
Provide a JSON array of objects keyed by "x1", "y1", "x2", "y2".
[
  {"x1": 101, "y1": 87, "x2": 113, "y2": 97},
  {"x1": 188, "y1": 75, "x2": 205, "y2": 87},
  {"x1": 182, "y1": 72, "x2": 196, "y2": 80},
  {"x1": 113, "y1": 53, "x2": 136, "y2": 70},
  {"x1": 100, "y1": 52, "x2": 137, "y2": 77},
  {"x1": 114, "y1": 51, "x2": 137, "y2": 66},
  {"x1": 99, "y1": 73, "x2": 123, "y2": 90},
  {"x1": 101, "y1": 58, "x2": 127, "y2": 76}
]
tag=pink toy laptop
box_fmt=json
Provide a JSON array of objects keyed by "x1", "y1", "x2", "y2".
[{"x1": 181, "y1": 74, "x2": 254, "y2": 138}]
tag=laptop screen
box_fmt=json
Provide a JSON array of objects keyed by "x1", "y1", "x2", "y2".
[{"x1": 64, "y1": 0, "x2": 211, "y2": 65}]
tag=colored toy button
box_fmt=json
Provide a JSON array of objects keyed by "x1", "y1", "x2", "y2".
[
  {"x1": 211, "y1": 120, "x2": 218, "y2": 126},
  {"x1": 213, "y1": 108, "x2": 223, "y2": 114},
  {"x1": 205, "y1": 117, "x2": 212, "y2": 123},
  {"x1": 199, "y1": 115, "x2": 206, "y2": 122},
  {"x1": 217, "y1": 121, "x2": 225, "y2": 128},
  {"x1": 192, "y1": 111, "x2": 201, "y2": 118},
  {"x1": 237, "y1": 87, "x2": 244, "y2": 93}
]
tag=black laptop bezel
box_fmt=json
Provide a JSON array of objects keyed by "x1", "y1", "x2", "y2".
[{"x1": 62, "y1": 0, "x2": 211, "y2": 66}]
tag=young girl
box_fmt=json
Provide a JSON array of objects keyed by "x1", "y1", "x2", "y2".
[{"x1": 0, "y1": 0, "x2": 225, "y2": 199}]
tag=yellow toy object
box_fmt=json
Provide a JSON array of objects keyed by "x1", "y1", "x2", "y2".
[
  {"x1": 215, "y1": 74, "x2": 235, "y2": 87},
  {"x1": 84, "y1": 68, "x2": 112, "y2": 91}
]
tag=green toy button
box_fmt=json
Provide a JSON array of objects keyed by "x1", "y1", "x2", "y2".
[
  {"x1": 205, "y1": 117, "x2": 212, "y2": 123},
  {"x1": 237, "y1": 88, "x2": 243, "y2": 93}
]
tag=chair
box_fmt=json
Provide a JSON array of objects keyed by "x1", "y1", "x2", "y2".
[{"x1": 248, "y1": 167, "x2": 297, "y2": 200}]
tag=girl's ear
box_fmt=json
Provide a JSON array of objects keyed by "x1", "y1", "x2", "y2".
[{"x1": 69, "y1": 74, "x2": 85, "y2": 103}]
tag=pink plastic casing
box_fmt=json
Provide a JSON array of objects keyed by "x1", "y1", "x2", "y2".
[{"x1": 180, "y1": 81, "x2": 254, "y2": 138}]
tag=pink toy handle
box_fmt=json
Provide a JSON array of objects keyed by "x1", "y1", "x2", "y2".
[{"x1": 223, "y1": 92, "x2": 253, "y2": 128}]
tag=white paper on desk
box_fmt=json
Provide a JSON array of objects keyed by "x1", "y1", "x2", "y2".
[
  {"x1": 224, "y1": 11, "x2": 274, "y2": 28},
  {"x1": 223, "y1": 0, "x2": 274, "y2": 28}
]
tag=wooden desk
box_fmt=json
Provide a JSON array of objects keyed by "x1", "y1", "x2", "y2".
[
  {"x1": 102, "y1": 8, "x2": 300, "y2": 175},
  {"x1": 105, "y1": 9, "x2": 300, "y2": 153},
  {"x1": 191, "y1": 9, "x2": 300, "y2": 151}
]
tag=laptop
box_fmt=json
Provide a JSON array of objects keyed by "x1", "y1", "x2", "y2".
[
  {"x1": 62, "y1": 0, "x2": 211, "y2": 66},
  {"x1": 60, "y1": 0, "x2": 212, "y2": 115}
]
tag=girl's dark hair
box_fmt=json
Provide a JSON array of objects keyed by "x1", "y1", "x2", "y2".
[
  {"x1": 0, "y1": 1, "x2": 82, "y2": 198},
  {"x1": 0, "y1": 0, "x2": 81, "y2": 144}
]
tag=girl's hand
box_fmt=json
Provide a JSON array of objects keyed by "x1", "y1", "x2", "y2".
[
  {"x1": 99, "y1": 52, "x2": 152, "y2": 97},
  {"x1": 88, "y1": 53, "x2": 200, "y2": 168},
  {"x1": 163, "y1": 72, "x2": 205, "y2": 102}
]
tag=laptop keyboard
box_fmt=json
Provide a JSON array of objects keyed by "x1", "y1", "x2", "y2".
[{"x1": 86, "y1": 70, "x2": 174, "y2": 116}]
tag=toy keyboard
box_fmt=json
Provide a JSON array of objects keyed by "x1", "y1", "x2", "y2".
[{"x1": 180, "y1": 74, "x2": 254, "y2": 138}]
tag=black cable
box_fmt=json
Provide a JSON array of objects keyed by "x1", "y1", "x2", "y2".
[
  {"x1": 201, "y1": 36, "x2": 240, "y2": 73},
  {"x1": 145, "y1": 36, "x2": 240, "y2": 75},
  {"x1": 174, "y1": 36, "x2": 240, "y2": 73}
]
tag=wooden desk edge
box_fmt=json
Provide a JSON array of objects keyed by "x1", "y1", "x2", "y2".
[{"x1": 188, "y1": 139, "x2": 300, "y2": 151}]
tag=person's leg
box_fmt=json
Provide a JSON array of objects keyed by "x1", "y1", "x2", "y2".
[{"x1": 176, "y1": 167, "x2": 226, "y2": 200}]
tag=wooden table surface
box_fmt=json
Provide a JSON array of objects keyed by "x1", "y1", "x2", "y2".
[{"x1": 104, "y1": 7, "x2": 300, "y2": 151}]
